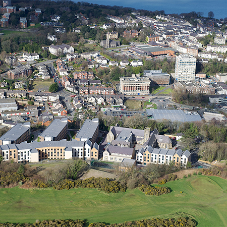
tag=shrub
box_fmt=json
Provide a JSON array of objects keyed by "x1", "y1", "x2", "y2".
[
  {"x1": 183, "y1": 175, "x2": 187, "y2": 178},
  {"x1": 198, "y1": 172, "x2": 202, "y2": 175},
  {"x1": 54, "y1": 177, "x2": 127, "y2": 193},
  {"x1": 193, "y1": 172, "x2": 197, "y2": 175},
  {"x1": 32, "y1": 179, "x2": 48, "y2": 188},
  {"x1": 158, "y1": 179, "x2": 167, "y2": 185},
  {"x1": 167, "y1": 174, "x2": 177, "y2": 182},
  {"x1": 188, "y1": 174, "x2": 191, "y2": 177},
  {"x1": 140, "y1": 185, "x2": 171, "y2": 196},
  {"x1": 53, "y1": 179, "x2": 75, "y2": 190}
]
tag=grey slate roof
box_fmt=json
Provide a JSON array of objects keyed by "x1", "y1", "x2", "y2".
[
  {"x1": 0, "y1": 140, "x2": 85, "y2": 154},
  {"x1": 110, "y1": 126, "x2": 145, "y2": 138},
  {"x1": 182, "y1": 150, "x2": 191, "y2": 158},
  {"x1": 40, "y1": 118, "x2": 67, "y2": 139},
  {"x1": 0, "y1": 122, "x2": 30, "y2": 142},
  {"x1": 76, "y1": 118, "x2": 99, "y2": 140},
  {"x1": 115, "y1": 130, "x2": 132, "y2": 141},
  {"x1": 156, "y1": 135, "x2": 171, "y2": 144},
  {"x1": 107, "y1": 145, "x2": 133, "y2": 155}
]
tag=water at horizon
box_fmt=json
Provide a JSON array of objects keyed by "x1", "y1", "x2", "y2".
[{"x1": 73, "y1": 0, "x2": 227, "y2": 19}]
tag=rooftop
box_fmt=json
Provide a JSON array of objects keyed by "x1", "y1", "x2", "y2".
[
  {"x1": 146, "y1": 109, "x2": 202, "y2": 122},
  {"x1": 0, "y1": 122, "x2": 30, "y2": 142},
  {"x1": 76, "y1": 118, "x2": 99, "y2": 140},
  {"x1": 40, "y1": 118, "x2": 67, "y2": 139}
]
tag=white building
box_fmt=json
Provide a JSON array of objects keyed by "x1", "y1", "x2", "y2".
[
  {"x1": 20, "y1": 53, "x2": 39, "y2": 62},
  {"x1": 175, "y1": 54, "x2": 196, "y2": 82},
  {"x1": 47, "y1": 34, "x2": 57, "y2": 42},
  {"x1": 119, "y1": 74, "x2": 151, "y2": 95},
  {"x1": 49, "y1": 44, "x2": 74, "y2": 56},
  {"x1": 214, "y1": 36, "x2": 226, "y2": 45}
]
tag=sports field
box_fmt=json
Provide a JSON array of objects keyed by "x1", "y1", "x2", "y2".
[{"x1": 0, "y1": 175, "x2": 227, "y2": 226}]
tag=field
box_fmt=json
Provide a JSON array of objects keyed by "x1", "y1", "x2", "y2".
[
  {"x1": 32, "y1": 79, "x2": 54, "y2": 92},
  {"x1": 0, "y1": 175, "x2": 227, "y2": 226},
  {"x1": 124, "y1": 99, "x2": 142, "y2": 110}
]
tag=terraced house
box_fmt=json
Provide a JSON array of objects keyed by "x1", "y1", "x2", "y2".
[{"x1": 136, "y1": 146, "x2": 191, "y2": 166}]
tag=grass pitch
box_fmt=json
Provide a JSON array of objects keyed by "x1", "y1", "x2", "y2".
[{"x1": 0, "y1": 175, "x2": 227, "y2": 226}]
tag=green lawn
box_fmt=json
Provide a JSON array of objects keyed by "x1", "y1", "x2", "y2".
[
  {"x1": 0, "y1": 29, "x2": 23, "y2": 36},
  {"x1": 159, "y1": 88, "x2": 173, "y2": 95},
  {"x1": 151, "y1": 86, "x2": 166, "y2": 94},
  {"x1": 143, "y1": 101, "x2": 157, "y2": 109},
  {"x1": 0, "y1": 176, "x2": 227, "y2": 226}
]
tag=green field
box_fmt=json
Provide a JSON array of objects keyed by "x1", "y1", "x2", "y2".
[
  {"x1": 0, "y1": 29, "x2": 23, "y2": 36},
  {"x1": 0, "y1": 176, "x2": 227, "y2": 226},
  {"x1": 159, "y1": 88, "x2": 173, "y2": 95},
  {"x1": 32, "y1": 79, "x2": 54, "y2": 92}
]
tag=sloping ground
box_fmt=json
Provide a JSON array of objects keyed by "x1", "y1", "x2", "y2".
[
  {"x1": 0, "y1": 176, "x2": 227, "y2": 226},
  {"x1": 80, "y1": 169, "x2": 117, "y2": 180}
]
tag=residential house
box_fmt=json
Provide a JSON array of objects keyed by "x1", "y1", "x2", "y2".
[{"x1": 49, "y1": 44, "x2": 74, "y2": 56}]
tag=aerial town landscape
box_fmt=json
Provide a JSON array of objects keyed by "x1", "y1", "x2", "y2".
[{"x1": 0, "y1": 0, "x2": 227, "y2": 226}]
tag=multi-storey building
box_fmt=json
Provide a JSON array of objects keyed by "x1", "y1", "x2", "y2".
[
  {"x1": 123, "y1": 30, "x2": 138, "y2": 38},
  {"x1": 39, "y1": 118, "x2": 68, "y2": 142},
  {"x1": 7, "y1": 65, "x2": 32, "y2": 80},
  {"x1": 0, "y1": 122, "x2": 30, "y2": 145},
  {"x1": 175, "y1": 54, "x2": 196, "y2": 82},
  {"x1": 119, "y1": 74, "x2": 151, "y2": 95},
  {"x1": 74, "y1": 71, "x2": 94, "y2": 80},
  {"x1": 0, "y1": 140, "x2": 99, "y2": 163},
  {"x1": 174, "y1": 81, "x2": 215, "y2": 95},
  {"x1": 75, "y1": 118, "x2": 99, "y2": 144},
  {"x1": 144, "y1": 69, "x2": 170, "y2": 85},
  {"x1": 136, "y1": 146, "x2": 191, "y2": 166},
  {"x1": 20, "y1": 17, "x2": 27, "y2": 28}
]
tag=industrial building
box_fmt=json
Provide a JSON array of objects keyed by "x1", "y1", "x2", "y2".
[
  {"x1": 0, "y1": 98, "x2": 17, "y2": 112},
  {"x1": 146, "y1": 109, "x2": 202, "y2": 122}
]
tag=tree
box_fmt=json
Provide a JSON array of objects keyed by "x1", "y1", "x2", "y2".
[
  {"x1": 0, "y1": 154, "x2": 3, "y2": 163},
  {"x1": 49, "y1": 83, "x2": 59, "y2": 93},
  {"x1": 28, "y1": 100, "x2": 34, "y2": 105},
  {"x1": 208, "y1": 11, "x2": 214, "y2": 18}
]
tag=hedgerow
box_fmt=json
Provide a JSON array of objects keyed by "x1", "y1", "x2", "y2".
[{"x1": 0, "y1": 217, "x2": 197, "y2": 226}]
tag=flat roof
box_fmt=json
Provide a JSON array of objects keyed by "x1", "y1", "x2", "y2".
[
  {"x1": 0, "y1": 98, "x2": 16, "y2": 104},
  {"x1": 40, "y1": 118, "x2": 67, "y2": 139},
  {"x1": 0, "y1": 122, "x2": 30, "y2": 142},
  {"x1": 146, "y1": 109, "x2": 202, "y2": 122},
  {"x1": 135, "y1": 44, "x2": 175, "y2": 53}
]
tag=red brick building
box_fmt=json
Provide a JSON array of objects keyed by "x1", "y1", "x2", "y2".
[{"x1": 74, "y1": 71, "x2": 94, "y2": 80}]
